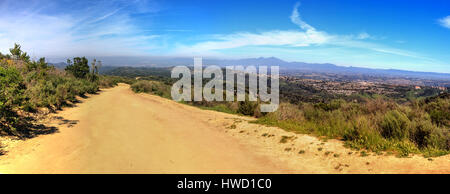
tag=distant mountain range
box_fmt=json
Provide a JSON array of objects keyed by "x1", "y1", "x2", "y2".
[{"x1": 49, "y1": 56, "x2": 450, "y2": 80}]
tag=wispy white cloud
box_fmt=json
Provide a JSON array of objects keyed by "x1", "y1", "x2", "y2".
[
  {"x1": 0, "y1": 0, "x2": 162, "y2": 57},
  {"x1": 87, "y1": 8, "x2": 123, "y2": 24},
  {"x1": 174, "y1": 3, "x2": 331, "y2": 55},
  {"x1": 171, "y1": 1, "x2": 450, "y2": 72},
  {"x1": 174, "y1": 2, "x2": 433, "y2": 64},
  {"x1": 175, "y1": 30, "x2": 330, "y2": 54},
  {"x1": 290, "y1": 2, "x2": 315, "y2": 32},
  {"x1": 438, "y1": 15, "x2": 450, "y2": 29}
]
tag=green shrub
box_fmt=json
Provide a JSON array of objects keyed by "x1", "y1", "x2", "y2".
[
  {"x1": 302, "y1": 103, "x2": 325, "y2": 121},
  {"x1": 422, "y1": 96, "x2": 449, "y2": 127},
  {"x1": 0, "y1": 44, "x2": 103, "y2": 137},
  {"x1": 0, "y1": 65, "x2": 25, "y2": 133},
  {"x1": 238, "y1": 100, "x2": 257, "y2": 116},
  {"x1": 131, "y1": 80, "x2": 171, "y2": 98},
  {"x1": 380, "y1": 110, "x2": 410, "y2": 140},
  {"x1": 256, "y1": 99, "x2": 450, "y2": 157},
  {"x1": 429, "y1": 108, "x2": 449, "y2": 127},
  {"x1": 98, "y1": 76, "x2": 132, "y2": 88},
  {"x1": 0, "y1": 65, "x2": 25, "y2": 107},
  {"x1": 409, "y1": 119, "x2": 434, "y2": 148},
  {"x1": 424, "y1": 127, "x2": 450, "y2": 151},
  {"x1": 314, "y1": 99, "x2": 344, "y2": 111},
  {"x1": 131, "y1": 80, "x2": 152, "y2": 93}
]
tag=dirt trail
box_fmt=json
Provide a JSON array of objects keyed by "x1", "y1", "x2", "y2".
[{"x1": 0, "y1": 84, "x2": 448, "y2": 174}]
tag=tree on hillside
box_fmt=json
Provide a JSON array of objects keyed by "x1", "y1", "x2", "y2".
[
  {"x1": 24, "y1": 57, "x2": 51, "y2": 72},
  {"x1": 37, "y1": 57, "x2": 48, "y2": 69},
  {"x1": 9, "y1": 43, "x2": 30, "y2": 62},
  {"x1": 65, "y1": 57, "x2": 90, "y2": 79}
]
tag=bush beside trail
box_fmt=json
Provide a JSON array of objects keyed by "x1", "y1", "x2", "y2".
[
  {"x1": 254, "y1": 97, "x2": 450, "y2": 157},
  {"x1": 0, "y1": 44, "x2": 127, "y2": 137}
]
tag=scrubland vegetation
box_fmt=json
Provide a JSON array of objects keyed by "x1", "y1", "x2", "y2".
[
  {"x1": 131, "y1": 80, "x2": 171, "y2": 98},
  {"x1": 108, "y1": 67, "x2": 449, "y2": 157},
  {"x1": 129, "y1": 78, "x2": 265, "y2": 116},
  {"x1": 0, "y1": 44, "x2": 125, "y2": 137},
  {"x1": 254, "y1": 95, "x2": 449, "y2": 157},
  {"x1": 2, "y1": 44, "x2": 448, "y2": 158}
]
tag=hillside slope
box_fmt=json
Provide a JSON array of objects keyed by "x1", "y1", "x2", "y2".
[{"x1": 0, "y1": 84, "x2": 448, "y2": 173}]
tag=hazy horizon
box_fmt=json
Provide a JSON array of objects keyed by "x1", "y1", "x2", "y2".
[{"x1": 42, "y1": 56, "x2": 450, "y2": 77}]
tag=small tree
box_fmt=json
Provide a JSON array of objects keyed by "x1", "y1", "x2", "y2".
[
  {"x1": 65, "y1": 57, "x2": 90, "y2": 79},
  {"x1": 9, "y1": 43, "x2": 30, "y2": 62}
]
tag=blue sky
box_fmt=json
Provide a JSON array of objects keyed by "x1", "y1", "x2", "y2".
[{"x1": 0, "y1": 0, "x2": 449, "y2": 73}]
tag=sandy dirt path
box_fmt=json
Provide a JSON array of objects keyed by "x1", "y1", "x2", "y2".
[{"x1": 0, "y1": 84, "x2": 448, "y2": 173}]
